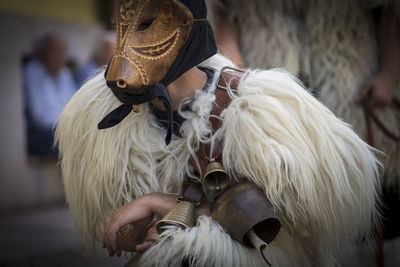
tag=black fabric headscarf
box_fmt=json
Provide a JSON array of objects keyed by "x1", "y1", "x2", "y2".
[{"x1": 98, "y1": 0, "x2": 217, "y2": 145}]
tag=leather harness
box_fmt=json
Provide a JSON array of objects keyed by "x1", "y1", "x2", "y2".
[{"x1": 182, "y1": 67, "x2": 245, "y2": 203}]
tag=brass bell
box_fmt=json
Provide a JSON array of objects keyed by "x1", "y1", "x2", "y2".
[
  {"x1": 156, "y1": 200, "x2": 195, "y2": 234},
  {"x1": 202, "y1": 159, "x2": 230, "y2": 195}
]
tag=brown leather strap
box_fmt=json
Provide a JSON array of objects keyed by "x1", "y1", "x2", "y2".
[
  {"x1": 183, "y1": 68, "x2": 245, "y2": 201},
  {"x1": 181, "y1": 180, "x2": 204, "y2": 203},
  {"x1": 363, "y1": 98, "x2": 400, "y2": 146},
  {"x1": 191, "y1": 69, "x2": 244, "y2": 175}
]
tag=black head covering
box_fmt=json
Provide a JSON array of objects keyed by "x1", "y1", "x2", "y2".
[{"x1": 98, "y1": 0, "x2": 217, "y2": 145}]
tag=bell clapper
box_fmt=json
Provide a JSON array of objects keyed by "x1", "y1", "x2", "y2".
[
  {"x1": 214, "y1": 174, "x2": 221, "y2": 191},
  {"x1": 247, "y1": 229, "x2": 272, "y2": 266}
]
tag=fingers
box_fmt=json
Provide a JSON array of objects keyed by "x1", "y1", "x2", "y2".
[
  {"x1": 130, "y1": 216, "x2": 153, "y2": 243},
  {"x1": 356, "y1": 73, "x2": 396, "y2": 107},
  {"x1": 102, "y1": 222, "x2": 120, "y2": 256},
  {"x1": 355, "y1": 82, "x2": 379, "y2": 108},
  {"x1": 144, "y1": 224, "x2": 160, "y2": 243},
  {"x1": 134, "y1": 224, "x2": 159, "y2": 252},
  {"x1": 102, "y1": 210, "x2": 126, "y2": 257},
  {"x1": 135, "y1": 241, "x2": 155, "y2": 251},
  {"x1": 101, "y1": 197, "x2": 153, "y2": 257}
]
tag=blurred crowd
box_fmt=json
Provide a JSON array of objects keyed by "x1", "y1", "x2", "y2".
[{"x1": 23, "y1": 32, "x2": 114, "y2": 159}]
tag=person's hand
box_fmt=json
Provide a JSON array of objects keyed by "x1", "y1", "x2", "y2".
[
  {"x1": 116, "y1": 221, "x2": 160, "y2": 253},
  {"x1": 114, "y1": 217, "x2": 153, "y2": 253},
  {"x1": 102, "y1": 193, "x2": 178, "y2": 256},
  {"x1": 102, "y1": 195, "x2": 153, "y2": 256},
  {"x1": 135, "y1": 223, "x2": 160, "y2": 251},
  {"x1": 355, "y1": 70, "x2": 397, "y2": 108}
]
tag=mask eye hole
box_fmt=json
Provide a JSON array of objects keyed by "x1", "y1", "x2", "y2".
[{"x1": 137, "y1": 18, "x2": 155, "y2": 31}]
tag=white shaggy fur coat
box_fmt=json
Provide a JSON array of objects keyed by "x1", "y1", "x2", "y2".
[
  {"x1": 56, "y1": 54, "x2": 380, "y2": 266},
  {"x1": 207, "y1": 0, "x2": 400, "y2": 187}
]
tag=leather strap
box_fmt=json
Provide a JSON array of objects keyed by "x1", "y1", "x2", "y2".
[
  {"x1": 182, "y1": 68, "x2": 245, "y2": 202},
  {"x1": 181, "y1": 180, "x2": 204, "y2": 203}
]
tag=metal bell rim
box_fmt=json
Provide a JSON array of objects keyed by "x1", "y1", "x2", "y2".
[
  {"x1": 156, "y1": 219, "x2": 192, "y2": 233},
  {"x1": 203, "y1": 161, "x2": 229, "y2": 179}
]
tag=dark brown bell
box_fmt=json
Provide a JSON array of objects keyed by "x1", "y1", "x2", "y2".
[
  {"x1": 156, "y1": 200, "x2": 195, "y2": 234},
  {"x1": 211, "y1": 183, "x2": 281, "y2": 247},
  {"x1": 202, "y1": 160, "x2": 230, "y2": 194}
]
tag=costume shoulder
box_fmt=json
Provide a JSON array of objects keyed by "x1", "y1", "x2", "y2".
[
  {"x1": 55, "y1": 71, "x2": 165, "y2": 249},
  {"x1": 219, "y1": 68, "x2": 380, "y2": 262}
]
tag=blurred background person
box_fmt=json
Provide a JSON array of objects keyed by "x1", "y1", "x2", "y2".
[
  {"x1": 0, "y1": 1, "x2": 126, "y2": 266},
  {"x1": 75, "y1": 31, "x2": 115, "y2": 86},
  {"x1": 24, "y1": 33, "x2": 77, "y2": 158},
  {"x1": 207, "y1": 0, "x2": 400, "y2": 266}
]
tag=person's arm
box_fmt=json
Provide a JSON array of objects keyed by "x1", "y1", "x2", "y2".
[{"x1": 356, "y1": 8, "x2": 400, "y2": 107}]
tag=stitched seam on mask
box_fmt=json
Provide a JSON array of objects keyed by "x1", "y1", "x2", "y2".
[
  {"x1": 115, "y1": 51, "x2": 149, "y2": 85},
  {"x1": 130, "y1": 29, "x2": 180, "y2": 60},
  {"x1": 132, "y1": 28, "x2": 178, "y2": 48},
  {"x1": 120, "y1": 0, "x2": 135, "y2": 21}
]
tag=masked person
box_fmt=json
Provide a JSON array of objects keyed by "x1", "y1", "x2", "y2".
[{"x1": 56, "y1": 0, "x2": 381, "y2": 266}]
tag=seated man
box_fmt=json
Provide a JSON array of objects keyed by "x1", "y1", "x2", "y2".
[
  {"x1": 24, "y1": 34, "x2": 77, "y2": 157},
  {"x1": 56, "y1": 0, "x2": 381, "y2": 266}
]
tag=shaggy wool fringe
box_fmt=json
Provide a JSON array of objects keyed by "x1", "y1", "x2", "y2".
[
  {"x1": 207, "y1": 0, "x2": 400, "y2": 188},
  {"x1": 135, "y1": 216, "x2": 311, "y2": 267},
  {"x1": 55, "y1": 66, "x2": 218, "y2": 251},
  {"x1": 56, "y1": 54, "x2": 380, "y2": 266},
  {"x1": 219, "y1": 67, "x2": 381, "y2": 265}
]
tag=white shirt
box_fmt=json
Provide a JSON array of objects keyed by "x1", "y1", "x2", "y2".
[{"x1": 24, "y1": 58, "x2": 77, "y2": 129}]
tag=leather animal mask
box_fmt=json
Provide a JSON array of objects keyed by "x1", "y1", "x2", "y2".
[{"x1": 106, "y1": 0, "x2": 194, "y2": 95}]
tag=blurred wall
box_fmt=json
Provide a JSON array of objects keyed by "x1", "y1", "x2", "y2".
[
  {"x1": 0, "y1": 0, "x2": 99, "y2": 25},
  {"x1": 0, "y1": 1, "x2": 107, "y2": 213}
]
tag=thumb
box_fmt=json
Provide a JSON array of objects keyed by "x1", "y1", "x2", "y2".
[{"x1": 135, "y1": 241, "x2": 155, "y2": 252}]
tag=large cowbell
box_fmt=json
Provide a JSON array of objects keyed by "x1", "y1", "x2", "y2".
[{"x1": 106, "y1": 0, "x2": 194, "y2": 95}]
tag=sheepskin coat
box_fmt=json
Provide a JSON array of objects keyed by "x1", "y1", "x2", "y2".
[{"x1": 56, "y1": 54, "x2": 380, "y2": 266}]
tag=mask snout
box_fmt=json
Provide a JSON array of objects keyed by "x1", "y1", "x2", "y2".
[{"x1": 105, "y1": 56, "x2": 149, "y2": 95}]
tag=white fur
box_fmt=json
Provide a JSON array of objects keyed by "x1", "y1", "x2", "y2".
[
  {"x1": 132, "y1": 216, "x2": 311, "y2": 267},
  {"x1": 56, "y1": 54, "x2": 380, "y2": 266},
  {"x1": 55, "y1": 70, "x2": 216, "y2": 250},
  {"x1": 219, "y1": 68, "x2": 381, "y2": 265}
]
